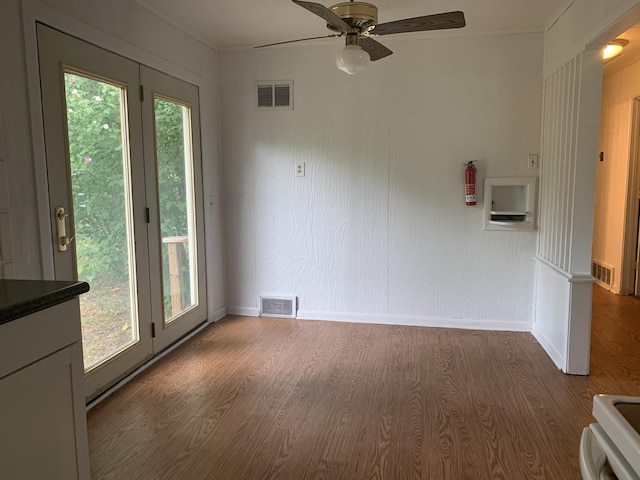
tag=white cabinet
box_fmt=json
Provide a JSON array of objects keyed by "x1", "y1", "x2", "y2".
[{"x1": 0, "y1": 297, "x2": 90, "y2": 480}]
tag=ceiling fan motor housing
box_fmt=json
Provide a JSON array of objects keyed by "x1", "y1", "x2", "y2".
[{"x1": 328, "y1": 2, "x2": 378, "y2": 32}]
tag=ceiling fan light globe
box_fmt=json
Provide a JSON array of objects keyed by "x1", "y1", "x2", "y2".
[{"x1": 335, "y1": 45, "x2": 370, "y2": 75}]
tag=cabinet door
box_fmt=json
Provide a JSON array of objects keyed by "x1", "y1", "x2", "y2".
[{"x1": 0, "y1": 345, "x2": 90, "y2": 480}]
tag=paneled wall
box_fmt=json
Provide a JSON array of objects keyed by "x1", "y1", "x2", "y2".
[
  {"x1": 220, "y1": 33, "x2": 543, "y2": 330},
  {"x1": 538, "y1": 57, "x2": 581, "y2": 272}
]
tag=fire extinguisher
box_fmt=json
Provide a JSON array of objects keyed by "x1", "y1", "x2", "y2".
[{"x1": 464, "y1": 161, "x2": 477, "y2": 206}]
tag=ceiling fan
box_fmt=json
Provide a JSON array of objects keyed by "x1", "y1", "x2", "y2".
[{"x1": 256, "y1": 0, "x2": 466, "y2": 75}]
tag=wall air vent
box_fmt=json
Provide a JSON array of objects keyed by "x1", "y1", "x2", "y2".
[
  {"x1": 256, "y1": 81, "x2": 293, "y2": 110},
  {"x1": 259, "y1": 295, "x2": 297, "y2": 318},
  {"x1": 592, "y1": 260, "x2": 614, "y2": 289}
]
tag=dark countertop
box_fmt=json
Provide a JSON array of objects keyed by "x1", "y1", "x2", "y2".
[{"x1": 0, "y1": 279, "x2": 90, "y2": 325}]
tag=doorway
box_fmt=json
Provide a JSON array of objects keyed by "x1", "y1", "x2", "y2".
[
  {"x1": 592, "y1": 23, "x2": 640, "y2": 298},
  {"x1": 37, "y1": 24, "x2": 207, "y2": 400}
]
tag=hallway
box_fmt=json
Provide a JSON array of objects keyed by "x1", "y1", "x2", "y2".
[{"x1": 590, "y1": 284, "x2": 640, "y2": 394}]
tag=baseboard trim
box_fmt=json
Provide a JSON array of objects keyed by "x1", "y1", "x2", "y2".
[
  {"x1": 209, "y1": 306, "x2": 227, "y2": 323},
  {"x1": 226, "y1": 306, "x2": 532, "y2": 331},
  {"x1": 226, "y1": 306, "x2": 260, "y2": 317},
  {"x1": 296, "y1": 310, "x2": 531, "y2": 332},
  {"x1": 531, "y1": 324, "x2": 564, "y2": 371}
]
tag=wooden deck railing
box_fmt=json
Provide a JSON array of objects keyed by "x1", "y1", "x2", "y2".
[{"x1": 162, "y1": 235, "x2": 188, "y2": 317}]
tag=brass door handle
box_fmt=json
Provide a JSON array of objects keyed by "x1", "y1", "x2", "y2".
[{"x1": 55, "y1": 206, "x2": 75, "y2": 252}]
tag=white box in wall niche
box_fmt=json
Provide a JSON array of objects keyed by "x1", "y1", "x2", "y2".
[{"x1": 483, "y1": 177, "x2": 536, "y2": 231}]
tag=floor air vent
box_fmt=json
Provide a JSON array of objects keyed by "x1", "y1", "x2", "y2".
[
  {"x1": 592, "y1": 260, "x2": 614, "y2": 289},
  {"x1": 259, "y1": 295, "x2": 297, "y2": 318}
]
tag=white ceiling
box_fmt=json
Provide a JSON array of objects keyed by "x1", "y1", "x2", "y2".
[{"x1": 136, "y1": 0, "x2": 568, "y2": 50}]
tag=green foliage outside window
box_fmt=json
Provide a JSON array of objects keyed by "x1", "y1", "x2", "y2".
[{"x1": 65, "y1": 73, "x2": 191, "y2": 313}]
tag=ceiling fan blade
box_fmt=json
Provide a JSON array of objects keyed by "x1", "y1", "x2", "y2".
[
  {"x1": 359, "y1": 37, "x2": 393, "y2": 61},
  {"x1": 255, "y1": 34, "x2": 342, "y2": 48},
  {"x1": 371, "y1": 11, "x2": 466, "y2": 36},
  {"x1": 292, "y1": 0, "x2": 352, "y2": 33}
]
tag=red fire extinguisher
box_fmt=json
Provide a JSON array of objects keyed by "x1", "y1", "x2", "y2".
[{"x1": 465, "y1": 161, "x2": 477, "y2": 206}]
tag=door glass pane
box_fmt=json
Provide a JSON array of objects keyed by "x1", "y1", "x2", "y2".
[
  {"x1": 154, "y1": 97, "x2": 198, "y2": 323},
  {"x1": 64, "y1": 72, "x2": 139, "y2": 370}
]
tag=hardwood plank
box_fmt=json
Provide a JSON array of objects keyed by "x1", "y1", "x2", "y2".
[{"x1": 87, "y1": 285, "x2": 640, "y2": 479}]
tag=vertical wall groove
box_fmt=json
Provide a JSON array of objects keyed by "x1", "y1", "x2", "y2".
[{"x1": 537, "y1": 55, "x2": 582, "y2": 272}]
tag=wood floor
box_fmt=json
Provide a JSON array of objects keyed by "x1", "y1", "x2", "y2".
[{"x1": 87, "y1": 285, "x2": 640, "y2": 479}]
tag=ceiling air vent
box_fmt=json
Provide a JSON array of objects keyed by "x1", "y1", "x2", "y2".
[
  {"x1": 259, "y1": 295, "x2": 297, "y2": 318},
  {"x1": 256, "y1": 81, "x2": 293, "y2": 110},
  {"x1": 592, "y1": 260, "x2": 614, "y2": 289}
]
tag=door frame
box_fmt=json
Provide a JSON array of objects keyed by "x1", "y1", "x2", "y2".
[
  {"x1": 29, "y1": 16, "x2": 210, "y2": 399},
  {"x1": 621, "y1": 98, "x2": 640, "y2": 295}
]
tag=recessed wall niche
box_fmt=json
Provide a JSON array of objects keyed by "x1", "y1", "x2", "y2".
[{"x1": 483, "y1": 177, "x2": 537, "y2": 231}]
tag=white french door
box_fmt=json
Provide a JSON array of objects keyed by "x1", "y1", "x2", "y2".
[
  {"x1": 37, "y1": 24, "x2": 207, "y2": 400},
  {"x1": 140, "y1": 66, "x2": 207, "y2": 351}
]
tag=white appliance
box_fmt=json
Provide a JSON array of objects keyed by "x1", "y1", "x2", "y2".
[{"x1": 580, "y1": 395, "x2": 640, "y2": 480}]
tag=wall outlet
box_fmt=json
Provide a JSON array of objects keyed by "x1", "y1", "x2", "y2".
[
  {"x1": 528, "y1": 154, "x2": 539, "y2": 170},
  {"x1": 295, "y1": 162, "x2": 305, "y2": 177}
]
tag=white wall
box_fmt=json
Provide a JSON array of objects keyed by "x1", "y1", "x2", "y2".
[
  {"x1": 0, "y1": 0, "x2": 226, "y2": 318},
  {"x1": 592, "y1": 58, "x2": 640, "y2": 294},
  {"x1": 220, "y1": 32, "x2": 543, "y2": 330}
]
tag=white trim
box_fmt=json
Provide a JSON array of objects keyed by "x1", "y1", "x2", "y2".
[
  {"x1": 543, "y1": 1, "x2": 574, "y2": 32},
  {"x1": 621, "y1": 97, "x2": 640, "y2": 295},
  {"x1": 22, "y1": 1, "x2": 204, "y2": 85},
  {"x1": 227, "y1": 306, "x2": 260, "y2": 316},
  {"x1": 586, "y1": 3, "x2": 640, "y2": 53},
  {"x1": 134, "y1": 0, "x2": 219, "y2": 51},
  {"x1": 545, "y1": 2, "x2": 640, "y2": 77},
  {"x1": 209, "y1": 306, "x2": 227, "y2": 323},
  {"x1": 534, "y1": 255, "x2": 594, "y2": 283},
  {"x1": 569, "y1": 274, "x2": 597, "y2": 284},
  {"x1": 21, "y1": 1, "x2": 54, "y2": 279},
  {"x1": 531, "y1": 324, "x2": 564, "y2": 371},
  {"x1": 296, "y1": 310, "x2": 531, "y2": 332}
]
